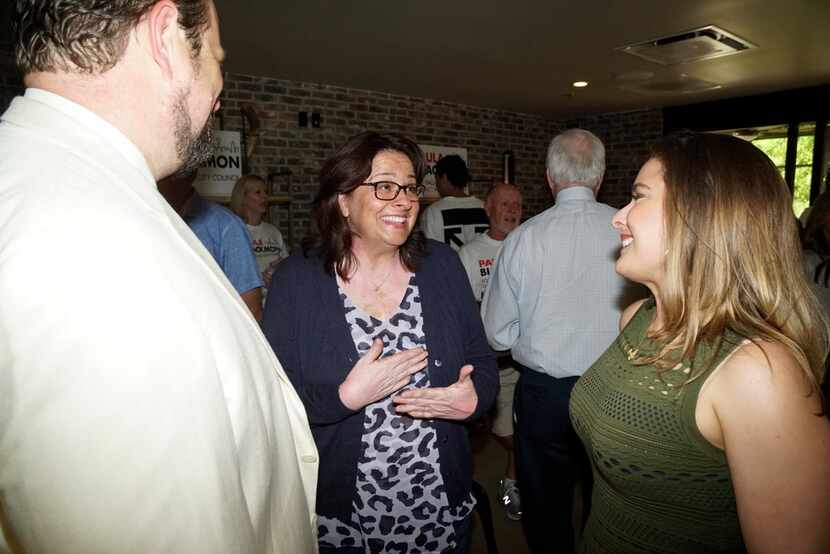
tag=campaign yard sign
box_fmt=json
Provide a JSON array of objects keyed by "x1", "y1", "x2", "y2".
[{"x1": 193, "y1": 130, "x2": 242, "y2": 197}]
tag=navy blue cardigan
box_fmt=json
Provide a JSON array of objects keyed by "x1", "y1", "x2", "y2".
[{"x1": 262, "y1": 240, "x2": 498, "y2": 521}]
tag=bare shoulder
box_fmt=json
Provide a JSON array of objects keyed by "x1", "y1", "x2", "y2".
[
  {"x1": 709, "y1": 339, "x2": 826, "y2": 425},
  {"x1": 720, "y1": 340, "x2": 818, "y2": 399},
  {"x1": 619, "y1": 298, "x2": 648, "y2": 331},
  {"x1": 704, "y1": 339, "x2": 830, "y2": 553}
]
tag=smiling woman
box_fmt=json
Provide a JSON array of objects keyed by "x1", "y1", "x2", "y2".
[
  {"x1": 611, "y1": 159, "x2": 667, "y2": 289},
  {"x1": 570, "y1": 132, "x2": 830, "y2": 554},
  {"x1": 261, "y1": 131, "x2": 498, "y2": 554}
]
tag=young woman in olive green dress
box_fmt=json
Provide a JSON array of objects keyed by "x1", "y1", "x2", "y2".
[{"x1": 570, "y1": 132, "x2": 830, "y2": 553}]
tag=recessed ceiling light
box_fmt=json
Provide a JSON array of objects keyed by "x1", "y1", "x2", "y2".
[{"x1": 573, "y1": 81, "x2": 589, "y2": 88}]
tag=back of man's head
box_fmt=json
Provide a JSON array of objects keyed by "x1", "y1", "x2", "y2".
[
  {"x1": 546, "y1": 129, "x2": 605, "y2": 193},
  {"x1": 434, "y1": 155, "x2": 470, "y2": 190},
  {"x1": 14, "y1": 0, "x2": 210, "y2": 76}
]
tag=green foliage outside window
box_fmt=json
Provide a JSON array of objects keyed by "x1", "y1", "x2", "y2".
[{"x1": 752, "y1": 135, "x2": 814, "y2": 217}]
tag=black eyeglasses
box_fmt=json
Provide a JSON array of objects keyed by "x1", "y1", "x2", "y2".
[{"x1": 360, "y1": 181, "x2": 426, "y2": 201}]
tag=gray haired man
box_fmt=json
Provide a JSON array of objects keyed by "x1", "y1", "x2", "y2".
[{"x1": 482, "y1": 129, "x2": 633, "y2": 553}]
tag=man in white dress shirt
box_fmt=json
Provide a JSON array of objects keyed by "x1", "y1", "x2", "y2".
[
  {"x1": 482, "y1": 129, "x2": 637, "y2": 553},
  {"x1": 0, "y1": 1, "x2": 318, "y2": 553}
]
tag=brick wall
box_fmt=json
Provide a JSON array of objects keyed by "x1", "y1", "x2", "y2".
[
  {"x1": 0, "y1": 58, "x2": 663, "y2": 246},
  {"x1": 217, "y1": 74, "x2": 562, "y2": 244},
  {"x1": 219, "y1": 73, "x2": 662, "y2": 246}
]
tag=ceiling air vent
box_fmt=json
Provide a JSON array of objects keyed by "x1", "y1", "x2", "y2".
[
  {"x1": 617, "y1": 25, "x2": 756, "y2": 65},
  {"x1": 616, "y1": 74, "x2": 722, "y2": 95}
]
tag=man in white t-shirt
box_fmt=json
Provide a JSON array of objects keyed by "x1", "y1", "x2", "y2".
[
  {"x1": 459, "y1": 183, "x2": 522, "y2": 301},
  {"x1": 458, "y1": 182, "x2": 523, "y2": 520},
  {"x1": 420, "y1": 154, "x2": 489, "y2": 250}
]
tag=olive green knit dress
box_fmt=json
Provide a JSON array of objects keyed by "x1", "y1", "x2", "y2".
[{"x1": 570, "y1": 300, "x2": 747, "y2": 553}]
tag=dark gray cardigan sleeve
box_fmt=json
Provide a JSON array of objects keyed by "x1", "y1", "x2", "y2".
[
  {"x1": 262, "y1": 254, "x2": 358, "y2": 426},
  {"x1": 421, "y1": 241, "x2": 499, "y2": 421}
]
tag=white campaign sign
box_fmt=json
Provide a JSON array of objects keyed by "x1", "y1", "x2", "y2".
[
  {"x1": 193, "y1": 130, "x2": 242, "y2": 197},
  {"x1": 418, "y1": 144, "x2": 468, "y2": 199}
]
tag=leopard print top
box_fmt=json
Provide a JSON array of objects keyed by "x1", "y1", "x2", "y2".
[{"x1": 317, "y1": 276, "x2": 474, "y2": 553}]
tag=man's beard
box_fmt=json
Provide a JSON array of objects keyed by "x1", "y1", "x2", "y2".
[{"x1": 171, "y1": 89, "x2": 216, "y2": 178}]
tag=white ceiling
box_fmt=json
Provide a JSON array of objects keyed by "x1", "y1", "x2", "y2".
[{"x1": 214, "y1": 0, "x2": 830, "y2": 118}]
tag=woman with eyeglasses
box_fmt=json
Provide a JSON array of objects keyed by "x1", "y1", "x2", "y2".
[{"x1": 262, "y1": 131, "x2": 498, "y2": 553}]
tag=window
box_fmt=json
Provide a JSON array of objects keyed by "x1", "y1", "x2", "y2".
[{"x1": 716, "y1": 122, "x2": 824, "y2": 218}]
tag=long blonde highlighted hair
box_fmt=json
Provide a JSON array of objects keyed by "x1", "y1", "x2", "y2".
[
  {"x1": 647, "y1": 132, "x2": 828, "y2": 394},
  {"x1": 229, "y1": 174, "x2": 266, "y2": 221}
]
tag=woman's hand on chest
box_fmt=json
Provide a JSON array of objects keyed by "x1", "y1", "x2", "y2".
[{"x1": 392, "y1": 364, "x2": 478, "y2": 421}]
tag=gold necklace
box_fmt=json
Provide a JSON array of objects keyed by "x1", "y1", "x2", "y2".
[{"x1": 370, "y1": 258, "x2": 397, "y2": 293}]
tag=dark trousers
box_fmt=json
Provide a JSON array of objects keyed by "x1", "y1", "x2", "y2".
[{"x1": 514, "y1": 367, "x2": 593, "y2": 554}]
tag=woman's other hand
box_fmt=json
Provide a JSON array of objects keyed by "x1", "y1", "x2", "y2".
[
  {"x1": 338, "y1": 339, "x2": 428, "y2": 411},
  {"x1": 392, "y1": 364, "x2": 478, "y2": 420}
]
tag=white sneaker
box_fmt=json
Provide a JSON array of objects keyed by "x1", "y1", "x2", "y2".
[{"x1": 499, "y1": 478, "x2": 522, "y2": 521}]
